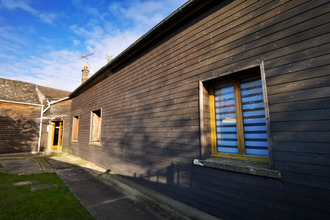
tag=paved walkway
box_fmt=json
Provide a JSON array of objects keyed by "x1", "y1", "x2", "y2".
[{"x1": 0, "y1": 153, "x2": 190, "y2": 220}]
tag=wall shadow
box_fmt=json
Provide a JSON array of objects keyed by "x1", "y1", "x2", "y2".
[{"x1": 0, "y1": 116, "x2": 39, "y2": 153}]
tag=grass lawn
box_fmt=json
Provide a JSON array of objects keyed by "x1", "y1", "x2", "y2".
[{"x1": 0, "y1": 171, "x2": 94, "y2": 220}]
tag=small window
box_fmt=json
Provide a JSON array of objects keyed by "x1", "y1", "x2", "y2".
[
  {"x1": 72, "y1": 116, "x2": 79, "y2": 141},
  {"x1": 209, "y1": 72, "x2": 269, "y2": 162},
  {"x1": 90, "y1": 109, "x2": 101, "y2": 144}
]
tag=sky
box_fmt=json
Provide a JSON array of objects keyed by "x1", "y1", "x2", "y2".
[{"x1": 0, "y1": 0, "x2": 187, "y2": 91}]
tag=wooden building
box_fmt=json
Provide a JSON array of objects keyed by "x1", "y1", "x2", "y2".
[
  {"x1": 0, "y1": 78, "x2": 71, "y2": 154},
  {"x1": 69, "y1": 0, "x2": 330, "y2": 219}
]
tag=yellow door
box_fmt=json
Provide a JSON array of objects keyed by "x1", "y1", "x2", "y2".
[{"x1": 51, "y1": 121, "x2": 63, "y2": 151}]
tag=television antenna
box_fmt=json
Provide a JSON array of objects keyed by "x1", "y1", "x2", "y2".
[
  {"x1": 81, "y1": 52, "x2": 94, "y2": 69},
  {"x1": 106, "y1": 55, "x2": 112, "y2": 63}
]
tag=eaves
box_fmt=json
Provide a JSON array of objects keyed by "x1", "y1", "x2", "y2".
[{"x1": 70, "y1": 0, "x2": 217, "y2": 98}]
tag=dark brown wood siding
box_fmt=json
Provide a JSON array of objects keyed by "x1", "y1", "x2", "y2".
[{"x1": 70, "y1": 0, "x2": 330, "y2": 219}]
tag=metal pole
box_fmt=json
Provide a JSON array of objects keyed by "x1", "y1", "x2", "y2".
[{"x1": 37, "y1": 105, "x2": 44, "y2": 153}]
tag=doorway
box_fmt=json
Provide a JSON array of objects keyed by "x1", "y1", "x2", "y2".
[{"x1": 51, "y1": 121, "x2": 63, "y2": 151}]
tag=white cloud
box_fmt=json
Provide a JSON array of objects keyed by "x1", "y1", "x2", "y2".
[
  {"x1": 38, "y1": 13, "x2": 58, "y2": 25},
  {"x1": 1, "y1": 29, "x2": 143, "y2": 92},
  {"x1": 0, "y1": 0, "x2": 58, "y2": 24},
  {"x1": 109, "y1": 0, "x2": 186, "y2": 29},
  {"x1": 0, "y1": 0, "x2": 37, "y2": 13},
  {"x1": 2, "y1": 50, "x2": 83, "y2": 91},
  {"x1": 72, "y1": 0, "x2": 188, "y2": 75},
  {"x1": 0, "y1": 26, "x2": 26, "y2": 57},
  {"x1": 0, "y1": 0, "x2": 188, "y2": 91},
  {"x1": 0, "y1": 26, "x2": 24, "y2": 43},
  {"x1": 117, "y1": 1, "x2": 167, "y2": 25},
  {"x1": 0, "y1": 53, "x2": 15, "y2": 59},
  {"x1": 73, "y1": 39, "x2": 80, "y2": 46},
  {"x1": 86, "y1": 29, "x2": 144, "y2": 74}
]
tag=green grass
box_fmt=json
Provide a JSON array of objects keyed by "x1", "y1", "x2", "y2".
[
  {"x1": 0, "y1": 163, "x2": 3, "y2": 168},
  {"x1": 0, "y1": 172, "x2": 94, "y2": 220}
]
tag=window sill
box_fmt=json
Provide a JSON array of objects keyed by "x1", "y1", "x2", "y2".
[
  {"x1": 89, "y1": 142, "x2": 101, "y2": 146},
  {"x1": 71, "y1": 140, "x2": 78, "y2": 143},
  {"x1": 193, "y1": 158, "x2": 281, "y2": 179}
]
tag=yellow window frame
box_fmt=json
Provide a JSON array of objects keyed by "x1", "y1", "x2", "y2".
[
  {"x1": 209, "y1": 75, "x2": 269, "y2": 163},
  {"x1": 72, "y1": 116, "x2": 79, "y2": 141}
]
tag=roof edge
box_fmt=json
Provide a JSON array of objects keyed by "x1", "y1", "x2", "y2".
[
  {"x1": 70, "y1": 0, "x2": 214, "y2": 98},
  {"x1": 0, "y1": 99, "x2": 43, "y2": 107}
]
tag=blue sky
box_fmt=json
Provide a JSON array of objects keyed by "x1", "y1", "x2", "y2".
[{"x1": 0, "y1": 0, "x2": 187, "y2": 91}]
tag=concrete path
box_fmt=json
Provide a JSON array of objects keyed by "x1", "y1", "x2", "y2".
[
  {"x1": 0, "y1": 153, "x2": 190, "y2": 220},
  {"x1": 0, "y1": 154, "x2": 45, "y2": 174},
  {"x1": 56, "y1": 168, "x2": 186, "y2": 220}
]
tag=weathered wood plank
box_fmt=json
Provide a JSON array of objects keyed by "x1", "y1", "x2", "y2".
[
  {"x1": 272, "y1": 131, "x2": 330, "y2": 142},
  {"x1": 191, "y1": 172, "x2": 330, "y2": 218},
  {"x1": 270, "y1": 109, "x2": 330, "y2": 122},
  {"x1": 271, "y1": 121, "x2": 330, "y2": 132},
  {"x1": 265, "y1": 53, "x2": 330, "y2": 78},
  {"x1": 266, "y1": 65, "x2": 330, "y2": 86},
  {"x1": 269, "y1": 86, "x2": 330, "y2": 104},
  {"x1": 269, "y1": 97, "x2": 330, "y2": 113},
  {"x1": 272, "y1": 142, "x2": 330, "y2": 154},
  {"x1": 276, "y1": 161, "x2": 330, "y2": 178},
  {"x1": 273, "y1": 151, "x2": 330, "y2": 166},
  {"x1": 281, "y1": 171, "x2": 330, "y2": 190},
  {"x1": 268, "y1": 73, "x2": 330, "y2": 96},
  {"x1": 191, "y1": 165, "x2": 330, "y2": 202}
]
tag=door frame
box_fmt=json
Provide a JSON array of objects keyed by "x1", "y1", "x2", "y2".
[{"x1": 48, "y1": 120, "x2": 63, "y2": 152}]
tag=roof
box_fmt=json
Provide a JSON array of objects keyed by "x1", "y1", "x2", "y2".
[
  {"x1": 0, "y1": 77, "x2": 70, "y2": 104},
  {"x1": 70, "y1": 0, "x2": 216, "y2": 97},
  {"x1": 37, "y1": 85, "x2": 71, "y2": 100}
]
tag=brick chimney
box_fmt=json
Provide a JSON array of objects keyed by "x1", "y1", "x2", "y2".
[{"x1": 81, "y1": 65, "x2": 89, "y2": 83}]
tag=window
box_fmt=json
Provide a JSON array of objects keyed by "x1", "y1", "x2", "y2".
[
  {"x1": 209, "y1": 72, "x2": 269, "y2": 162},
  {"x1": 195, "y1": 65, "x2": 280, "y2": 177},
  {"x1": 72, "y1": 116, "x2": 79, "y2": 141},
  {"x1": 90, "y1": 109, "x2": 101, "y2": 144}
]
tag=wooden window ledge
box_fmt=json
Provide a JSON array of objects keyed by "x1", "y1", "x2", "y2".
[
  {"x1": 193, "y1": 158, "x2": 281, "y2": 179},
  {"x1": 89, "y1": 142, "x2": 101, "y2": 146}
]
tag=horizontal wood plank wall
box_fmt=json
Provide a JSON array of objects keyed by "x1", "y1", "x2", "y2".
[
  {"x1": 0, "y1": 102, "x2": 40, "y2": 153},
  {"x1": 70, "y1": 0, "x2": 330, "y2": 219}
]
